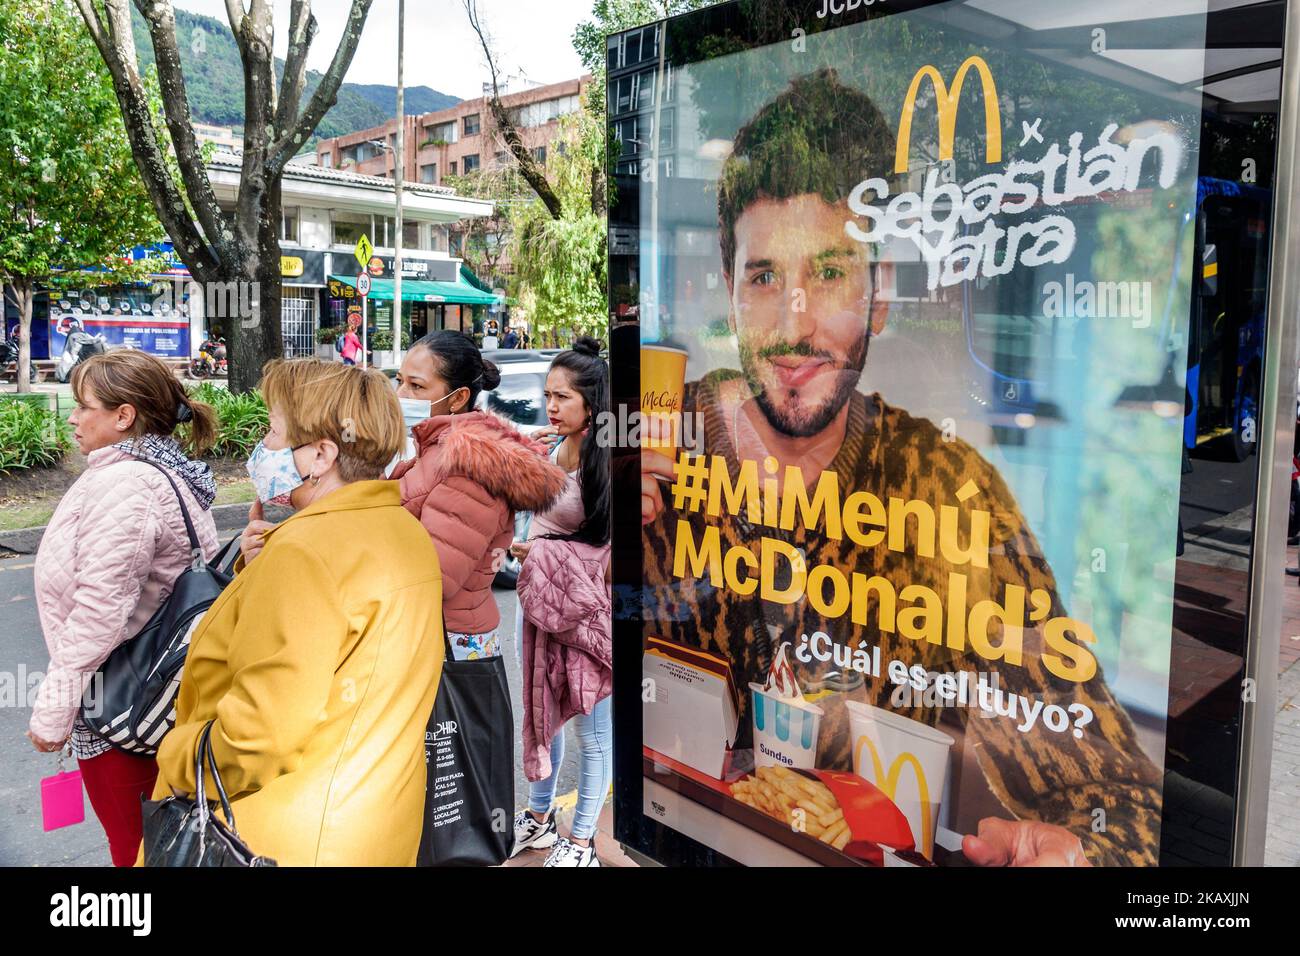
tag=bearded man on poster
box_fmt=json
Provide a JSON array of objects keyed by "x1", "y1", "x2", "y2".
[{"x1": 639, "y1": 68, "x2": 1162, "y2": 867}]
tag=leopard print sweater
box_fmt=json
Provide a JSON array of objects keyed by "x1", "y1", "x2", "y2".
[{"x1": 641, "y1": 371, "x2": 1162, "y2": 866}]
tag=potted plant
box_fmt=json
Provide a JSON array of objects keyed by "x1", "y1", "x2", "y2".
[
  {"x1": 315, "y1": 325, "x2": 341, "y2": 360},
  {"x1": 369, "y1": 328, "x2": 396, "y2": 369}
]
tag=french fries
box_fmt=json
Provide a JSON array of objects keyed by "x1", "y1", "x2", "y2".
[{"x1": 729, "y1": 765, "x2": 852, "y2": 851}]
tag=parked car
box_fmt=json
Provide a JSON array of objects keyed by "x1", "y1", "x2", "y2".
[{"x1": 476, "y1": 353, "x2": 552, "y2": 588}]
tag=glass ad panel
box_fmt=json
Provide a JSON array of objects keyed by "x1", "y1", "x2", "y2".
[{"x1": 613, "y1": 0, "x2": 1285, "y2": 867}]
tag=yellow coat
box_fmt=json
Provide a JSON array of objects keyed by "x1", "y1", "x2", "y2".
[{"x1": 148, "y1": 480, "x2": 444, "y2": 866}]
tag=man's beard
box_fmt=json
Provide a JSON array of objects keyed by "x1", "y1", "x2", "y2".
[{"x1": 738, "y1": 329, "x2": 871, "y2": 438}]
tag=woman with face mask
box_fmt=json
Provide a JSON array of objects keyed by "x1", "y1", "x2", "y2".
[
  {"x1": 388, "y1": 330, "x2": 567, "y2": 661},
  {"x1": 148, "y1": 358, "x2": 446, "y2": 866}
]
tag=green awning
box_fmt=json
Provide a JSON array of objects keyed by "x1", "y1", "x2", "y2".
[
  {"x1": 328, "y1": 274, "x2": 499, "y2": 306},
  {"x1": 460, "y1": 263, "x2": 494, "y2": 294}
]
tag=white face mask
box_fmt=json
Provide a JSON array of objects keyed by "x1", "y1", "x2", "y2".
[{"x1": 398, "y1": 397, "x2": 432, "y2": 430}]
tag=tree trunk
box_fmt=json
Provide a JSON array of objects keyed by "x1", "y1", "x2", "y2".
[
  {"x1": 75, "y1": 0, "x2": 375, "y2": 394},
  {"x1": 13, "y1": 278, "x2": 32, "y2": 395},
  {"x1": 227, "y1": 181, "x2": 285, "y2": 394}
]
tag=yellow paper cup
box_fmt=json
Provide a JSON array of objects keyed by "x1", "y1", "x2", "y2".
[
  {"x1": 641, "y1": 344, "x2": 688, "y2": 452},
  {"x1": 844, "y1": 700, "x2": 954, "y2": 859}
]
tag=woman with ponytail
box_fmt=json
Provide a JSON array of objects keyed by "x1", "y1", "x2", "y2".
[
  {"x1": 388, "y1": 330, "x2": 567, "y2": 660},
  {"x1": 509, "y1": 336, "x2": 613, "y2": 867},
  {"x1": 28, "y1": 350, "x2": 220, "y2": 865}
]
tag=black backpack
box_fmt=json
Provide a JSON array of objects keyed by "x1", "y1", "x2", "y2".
[{"x1": 79, "y1": 462, "x2": 234, "y2": 756}]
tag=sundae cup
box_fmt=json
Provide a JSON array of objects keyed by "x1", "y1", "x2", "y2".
[{"x1": 750, "y1": 643, "x2": 823, "y2": 771}]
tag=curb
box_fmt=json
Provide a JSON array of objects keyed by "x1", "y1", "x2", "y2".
[{"x1": 0, "y1": 501, "x2": 286, "y2": 556}]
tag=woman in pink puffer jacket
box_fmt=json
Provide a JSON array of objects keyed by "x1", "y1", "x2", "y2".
[
  {"x1": 508, "y1": 339, "x2": 613, "y2": 868},
  {"x1": 29, "y1": 351, "x2": 219, "y2": 866}
]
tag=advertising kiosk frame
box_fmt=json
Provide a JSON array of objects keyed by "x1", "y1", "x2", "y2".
[{"x1": 610, "y1": 0, "x2": 1299, "y2": 867}]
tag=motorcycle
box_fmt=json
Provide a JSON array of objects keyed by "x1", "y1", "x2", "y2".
[
  {"x1": 0, "y1": 337, "x2": 37, "y2": 384},
  {"x1": 189, "y1": 337, "x2": 228, "y2": 379},
  {"x1": 54, "y1": 328, "x2": 108, "y2": 383}
]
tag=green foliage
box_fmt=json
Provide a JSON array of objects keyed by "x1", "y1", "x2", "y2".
[
  {"x1": 128, "y1": 8, "x2": 458, "y2": 144},
  {"x1": 368, "y1": 327, "x2": 410, "y2": 351},
  {"x1": 444, "y1": 165, "x2": 533, "y2": 288},
  {"x1": 317, "y1": 325, "x2": 342, "y2": 345},
  {"x1": 0, "y1": 398, "x2": 71, "y2": 473},
  {"x1": 185, "y1": 382, "x2": 268, "y2": 458},
  {"x1": 508, "y1": 111, "x2": 608, "y2": 341},
  {"x1": 0, "y1": 1, "x2": 164, "y2": 288}
]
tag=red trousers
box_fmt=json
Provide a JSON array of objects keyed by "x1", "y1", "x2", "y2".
[{"x1": 77, "y1": 748, "x2": 158, "y2": 867}]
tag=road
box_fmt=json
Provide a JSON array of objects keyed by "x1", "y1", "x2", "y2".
[{"x1": 0, "y1": 555, "x2": 578, "y2": 866}]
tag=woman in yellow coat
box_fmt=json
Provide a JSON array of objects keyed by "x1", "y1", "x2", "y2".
[{"x1": 146, "y1": 359, "x2": 444, "y2": 866}]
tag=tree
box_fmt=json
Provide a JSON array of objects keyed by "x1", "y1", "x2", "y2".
[
  {"x1": 443, "y1": 165, "x2": 528, "y2": 288},
  {"x1": 463, "y1": 0, "x2": 564, "y2": 222},
  {"x1": 74, "y1": 0, "x2": 374, "y2": 392},
  {"x1": 507, "y1": 111, "x2": 608, "y2": 343},
  {"x1": 0, "y1": 1, "x2": 164, "y2": 394}
]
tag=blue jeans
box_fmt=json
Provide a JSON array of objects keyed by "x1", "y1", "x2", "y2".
[{"x1": 528, "y1": 695, "x2": 613, "y2": 841}]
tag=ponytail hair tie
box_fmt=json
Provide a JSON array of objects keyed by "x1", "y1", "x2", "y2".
[{"x1": 176, "y1": 401, "x2": 193, "y2": 424}]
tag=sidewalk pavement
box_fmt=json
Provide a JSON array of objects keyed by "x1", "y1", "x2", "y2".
[
  {"x1": 0, "y1": 501, "x2": 288, "y2": 556},
  {"x1": 504, "y1": 799, "x2": 636, "y2": 868}
]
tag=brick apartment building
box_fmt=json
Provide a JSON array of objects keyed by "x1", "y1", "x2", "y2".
[
  {"x1": 316, "y1": 75, "x2": 592, "y2": 189},
  {"x1": 316, "y1": 75, "x2": 590, "y2": 304}
]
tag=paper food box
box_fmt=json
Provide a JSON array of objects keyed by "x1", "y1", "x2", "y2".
[{"x1": 643, "y1": 636, "x2": 739, "y2": 779}]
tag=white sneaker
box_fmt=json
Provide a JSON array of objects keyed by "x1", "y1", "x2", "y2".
[
  {"x1": 543, "y1": 836, "x2": 600, "y2": 867},
  {"x1": 511, "y1": 809, "x2": 558, "y2": 858}
]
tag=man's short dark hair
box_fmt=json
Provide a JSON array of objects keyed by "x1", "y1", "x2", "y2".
[{"x1": 717, "y1": 68, "x2": 897, "y2": 278}]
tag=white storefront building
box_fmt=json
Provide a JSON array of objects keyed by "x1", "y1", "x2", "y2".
[{"x1": 198, "y1": 151, "x2": 495, "y2": 355}]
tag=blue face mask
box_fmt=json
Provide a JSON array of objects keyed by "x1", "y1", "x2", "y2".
[
  {"x1": 245, "y1": 440, "x2": 309, "y2": 506},
  {"x1": 398, "y1": 397, "x2": 432, "y2": 430}
]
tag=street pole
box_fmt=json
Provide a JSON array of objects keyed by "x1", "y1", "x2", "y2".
[{"x1": 393, "y1": 0, "x2": 406, "y2": 369}]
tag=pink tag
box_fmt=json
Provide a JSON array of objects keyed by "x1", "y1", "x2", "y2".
[{"x1": 41, "y1": 770, "x2": 85, "y2": 832}]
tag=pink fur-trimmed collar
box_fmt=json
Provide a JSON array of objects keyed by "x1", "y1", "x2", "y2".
[{"x1": 408, "y1": 411, "x2": 568, "y2": 513}]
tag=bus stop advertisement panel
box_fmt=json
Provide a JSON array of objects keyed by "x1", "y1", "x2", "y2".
[{"x1": 610, "y1": 0, "x2": 1297, "y2": 867}]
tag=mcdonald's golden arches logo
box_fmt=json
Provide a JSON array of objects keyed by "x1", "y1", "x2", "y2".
[
  {"x1": 854, "y1": 734, "x2": 935, "y2": 853},
  {"x1": 894, "y1": 55, "x2": 1003, "y2": 175}
]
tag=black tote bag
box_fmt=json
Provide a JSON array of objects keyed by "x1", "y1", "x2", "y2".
[
  {"x1": 80, "y1": 463, "x2": 233, "y2": 755},
  {"x1": 417, "y1": 644, "x2": 515, "y2": 867}
]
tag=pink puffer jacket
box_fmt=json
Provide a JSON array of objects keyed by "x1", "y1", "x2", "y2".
[
  {"x1": 30, "y1": 447, "x2": 219, "y2": 744},
  {"x1": 517, "y1": 538, "x2": 611, "y2": 782},
  {"x1": 391, "y1": 411, "x2": 566, "y2": 635}
]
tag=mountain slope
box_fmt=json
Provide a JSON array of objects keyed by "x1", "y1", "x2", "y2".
[
  {"x1": 130, "y1": 8, "x2": 460, "y2": 147},
  {"x1": 346, "y1": 83, "x2": 460, "y2": 117}
]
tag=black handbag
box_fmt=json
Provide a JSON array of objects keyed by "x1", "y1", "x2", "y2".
[
  {"x1": 141, "y1": 721, "x2": 277, "y2": 867},
  {"x1": 417, "y1": 637, "x2": 515, "y2": 867},
  {"x1": 79, "y1": 462, "x2": 232, "y2": 755}
]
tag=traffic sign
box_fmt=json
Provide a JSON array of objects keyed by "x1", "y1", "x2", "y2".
[
  {"x1": 356, "y1": 271, "x2": 372, "y2": 297},
  {"x1": 354, "y1": 234, "x2": 373, "y2": 268}
]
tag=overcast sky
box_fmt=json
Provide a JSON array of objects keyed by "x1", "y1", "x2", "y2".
[{"x1": 174, "y1": 0, "x2": 593, "y2": 100}]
